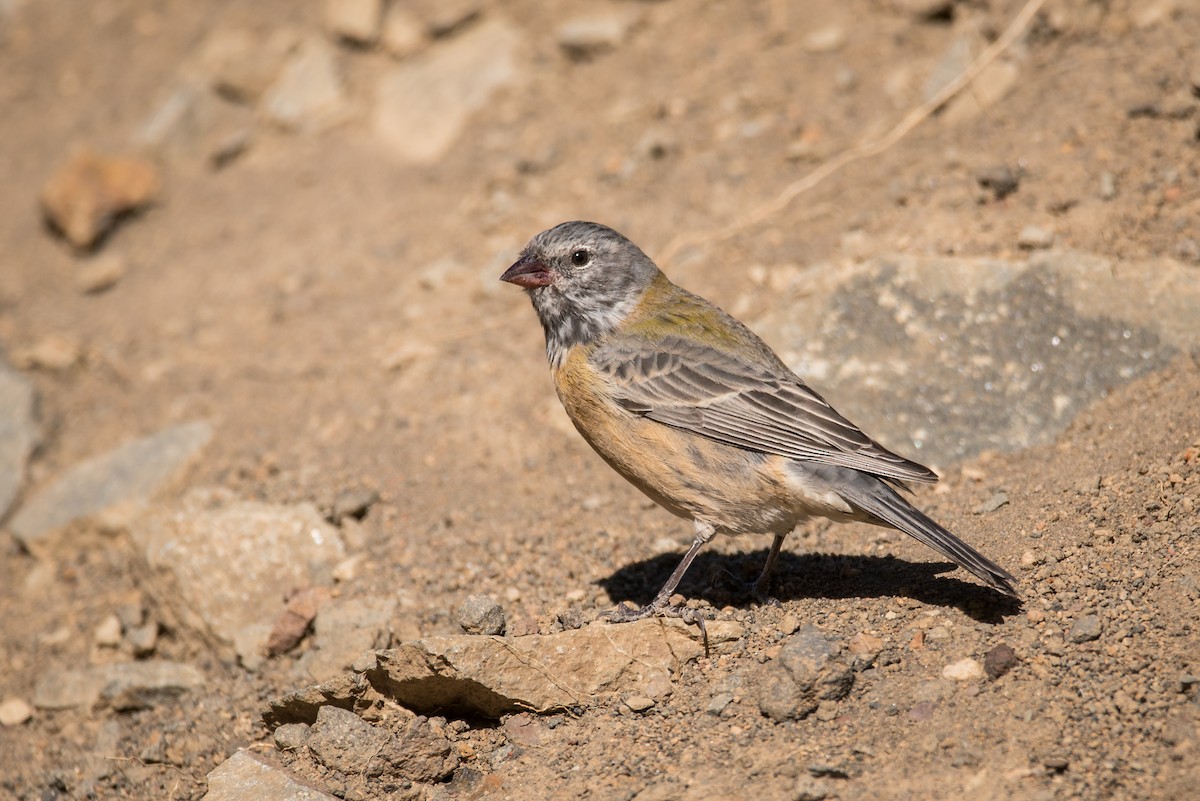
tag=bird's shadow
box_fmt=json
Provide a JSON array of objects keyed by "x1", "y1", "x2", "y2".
[{"x1": 597, "y1": 548, "x2": 1022, "y2": 623}]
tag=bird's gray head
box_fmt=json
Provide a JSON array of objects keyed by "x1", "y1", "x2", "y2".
[{"x1": 501, "y1": 221, "x2": 660, "y2": 367}]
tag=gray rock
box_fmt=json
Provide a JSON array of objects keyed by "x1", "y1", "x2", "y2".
[
  {"x1": 923, "y1": 35, "x2": 974, "y2": 101},
  {"x1": 973, "y1": 492, "x2": 1009, "y2": 514},
  {"x1": 920, "y1": 23, "x2": 1021, "y2": 123},
  {"x1": 383, "y1": 716, "x2": 458, "y2": 781},
  {"x1": 102, "y1": 661, "x2": 206, "y2": 711},
  {"x1": 9, "y1": 421, "x2": 211, "y2": 546},
  {"x1": 33, "y1": 660, "x2": 204, "y2": 710},
  {"x1": 758, "y1": 626, "x2": 852, "y2": 721},
  {"x1": 131, "y1": 493, "x2": 345, "y2": 666},
  {"x1": 943, "y1": 60, "x2": 1020, "y2": 124},
  {"x1": 307, "y1": 705, "x2": 456, "y2": 781},
  {"x1": 706, "y1": 693, "x2": 734, "y2": 716},
  {"x1": 262, "y1": 37, "x2": 346, "y2": 131},
  {"x1": 0, "y1": 361, "x2": 37, "y2": 521},
  {"x1": 457, "y1": 594, "x2": 505, "y2": 635},
  {"x1": 202, "y1": 751, "x2": 336, "y2": 801},
  {"x1": 753, "y1": 252, "x2": 1198, "y2": 467},
  {"x1": 329, "y1": 486, "x2": 378, "y2": 523},
  {"x1": 295, "y1": 596, "x2": 396, "y2": 682},
  {"x1": 373, "y1": 18, "x2": 520, "y2": 162},
  {"x1": 307, "y1": 705, "x2": 390, "y2": 773},
  {"x1": 126, "y1": 621, "x2": 159, "y2": 657},
  {"x1": 31, "y1": 666, "x2": 103, "y2": 710},
  {"x1": 273, "y1": 722, "x2": 310, "y2": 752},
  {"x1": 1069, "y1": 613, "x2": 1103, "y2": 643},
  {"x1": 976, "y1": 165, "x2": 1021, "y2": 200}
]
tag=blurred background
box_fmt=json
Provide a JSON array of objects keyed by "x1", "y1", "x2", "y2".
[{"x1": 1, "y1": 1, "x2": 1198, "y2": 799}]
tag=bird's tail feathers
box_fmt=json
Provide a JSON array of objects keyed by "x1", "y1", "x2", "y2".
[{"x1": 841, "y1": 481, "x2": 1019, "y2": 598}]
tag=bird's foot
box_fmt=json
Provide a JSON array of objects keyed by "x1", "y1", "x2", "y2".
[
  {"x1": 713, "y1": 569, "x2": 781, "y2": 608},
  {"x1": 597, "y1": 599, "x2": 711, "y2": 652}
]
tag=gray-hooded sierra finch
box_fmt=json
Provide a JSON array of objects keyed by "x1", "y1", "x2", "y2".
[{"x1": 502, "y1": 221, "x2": 1017, "y2": 621}]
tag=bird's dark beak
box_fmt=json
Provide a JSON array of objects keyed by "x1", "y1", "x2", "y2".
[{"x1": 500, "y1": 254, "x2": 554, "y2": 288}]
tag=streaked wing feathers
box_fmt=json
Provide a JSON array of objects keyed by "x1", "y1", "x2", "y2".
[{"x1": 595, "y1": 336, "x2": 938, "y2": 484}]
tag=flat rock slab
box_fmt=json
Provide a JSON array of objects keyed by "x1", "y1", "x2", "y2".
[
  {"x1": 202, "y1": 751, "x2": 336, "y2": 801},
  {"x1": 9, "y1": 420, "x2": 212, "y2": 546},
  {"x1": 267, "y1": 618, "x2": 743, "y2": 722},
  {"x1": 0, "y1": 361, "x2": 38, "y2": 521},
  {"x1": 33, "y1": 660, "x2": 204, "y2": 711},
  {"x1": 755, "y1": 252, "x2": 1198, "y2": 466},
  {"x1": 373, "y1": 17, "x2": 520, "y2": 162},
  {"x1": 132, "y1": 493, "x2": 344, "y2": 666}
]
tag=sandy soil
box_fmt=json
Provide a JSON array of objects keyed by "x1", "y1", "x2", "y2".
[{"x1": 1, "y1": 1, "x2": 1198, "y2": 799}]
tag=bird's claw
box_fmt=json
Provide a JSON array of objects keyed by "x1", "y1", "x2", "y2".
[{"x1": 597, "y1": 602, "x2": 711, "y2": 654}]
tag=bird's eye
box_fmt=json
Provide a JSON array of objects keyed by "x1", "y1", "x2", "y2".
[{"x1": 570, "y1": 249, "x2": 590, "y2": 266}]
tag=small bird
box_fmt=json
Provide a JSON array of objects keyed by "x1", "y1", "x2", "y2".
[{"x1": 502, "y1": 221, "x2": 1017, "y2": 621}]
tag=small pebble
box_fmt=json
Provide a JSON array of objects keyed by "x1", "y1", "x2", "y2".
[
  {"x1": 973, "y1": 492, "x2": 1009, "y2": 514},
  {"x1": 0, "y1": 698, "x2": 33, "y2": 726},
  {"x1": 1018, "y1": 225, "x2": 1055, "y2": 250},
  {"x1": 625, "y1": 695, "x2": 655, "y2": 712},
  {"x1": 1043, "y1": 755, "x2": 1069, "y2": 772},
  {"x1": 1068, "y1": 614, "x2": 1103, "y2": 643},
  {"x1": 983, "y1": 643, "x2": 1019, "y2": 680},
  {"x1": 76, "y1": 254, "x2": 127, "y2": 294},
  {"x1": 330, "y1": 487, "x2": 379, "y2": 524},
  {"x1": 976, "y1": 165, "x2": 1020, "y2": 200},
  {"x1": 273, "y1": 722, "x2": 311, "y2": 751},
  {"x1": 126, "y1": 622, "x2": 158, "y2": 657},
  {"x1": 381, "y1": 7, "x2": 424, "y2": 58},
  {"x1": 815, "y1": 701, "x2": 840, "y2": 722},
  {"x1": 942, "y1": 658, "x2": 985, "y2": 682},
  {"x1": 793, "y1": 777, "x2": 830, "y2": 801},
  {"x1": 458, "y1": 595, "x2": 506, "y2": 635},
  {"x1": 706, "y1": 693, "x2": 734, "y2": 716},
  {"x1": 557, "y1": 15, "x2": 629, "y2": 61},
  {"x1": 323, "y1": 0, "x2": 383, "y2": 44},
  {"x1": 1175, "y1": 238, "x2": 1200, "y2": 263},
  {"x1": 801, "y1": 25, "x2": 845, "y2": 53},
  {"x1": 94, "y1": 614, "x2": 123, "y2": 647},
  {"x1": 1099, "y1": 171, "x2": 1117, "y2": 200}
]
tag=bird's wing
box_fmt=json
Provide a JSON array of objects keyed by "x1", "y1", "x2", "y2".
[{"x1": 592, "y1": 334, "x2": 938, "y2": 484}]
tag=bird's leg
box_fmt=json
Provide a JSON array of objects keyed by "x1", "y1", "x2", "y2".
[
  {"x1": 712, "y1": 531, "x2": 786, "y2": 607},
  {"x1": 600, "y1": 521, "x2": 716, "y2": 624},
  {"x1": 751, "y1": 532, "x2": 788, "y2": 603}
]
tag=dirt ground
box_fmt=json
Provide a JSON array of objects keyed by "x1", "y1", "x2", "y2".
[{"x1": 1, "y1": 0, "x2": 1199, "y2": 799}]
